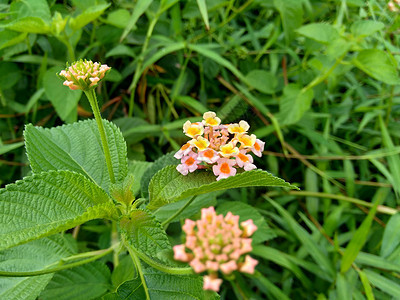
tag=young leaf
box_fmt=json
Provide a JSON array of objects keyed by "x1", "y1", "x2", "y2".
[
  {"x1": 69, "y1": 4, "x2": 111, "y2": 31},
  {"x1": 148, "y1": 166, "x2": 298, "y2": 210},
  {"x1": 6, "y1": 17, "x2": 51, "y2": 34},
  {"x1": 196, "y1": 0, "x2": 209, "y2": 30},
  {"x1": 0, "y1": 170, "x2": 117, "y2": 251},
  {"x1": 0, "y1": 235, "x2": 77, "y2": 300},
  {"x1": 39, "y1": 261, "x2": 111, "y2": 300},
  {"x1": 25, "y1": 119, "x2": 128, "y2": 192},
  {"x1": 120, "y1": 209, "x2": 171, "y2": 263},
  {"x1": 116, "y1": 266, "x2": 219, "y2": 300},
  {"x1": 296, "y1": 23, "x2": 339, "y2": 44}
]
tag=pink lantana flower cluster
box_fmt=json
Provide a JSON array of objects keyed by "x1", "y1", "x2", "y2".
[
  {"x1": 58, "y1": 59, "x2": 110, "y2": 91},
  {"x1": 175, "y1": 111, "x2": 265, "y2": 181},
  {"x1": 173, "y1": 207, "x2": 258, "y2": 292}
]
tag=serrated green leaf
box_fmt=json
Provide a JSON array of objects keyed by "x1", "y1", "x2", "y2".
[
  {"x1": 148, "y1": 166, "x2": 298, "y2": 210},
  {"x1": 296, "y1": 23, "x2": 339, "y2": 44},
  {"x1": 0, "y1": 170, "x2": 116, "y2": 251},
  {"x1": 217, "y1": 201, "x2": 276, "y2": 244},
  {"x1": 140, "y1": 153, "x2": 177, "y2": 198},
  {"x1": 5, "y1": 17, "x2": 50, "y2": 34},
  {"x1": 0, "y1": 235, "x2": 77, "y2": 300},
  {"x1": 351, "y1": 20, "x2": 384, "y2": 37},
  {"x1": 24, "y1": 119, "x2": 128, "y2": 192},
  {"x1": 116, "y1": 265, "x2": 219, "y2": 300},
  {"x1": 69, "y1": 3, "x2": 110, "y2": 31},
  {"x1": 120, "y1": 209, "x2": 171, "y2": 263},
  {"x1": 40, "y1": 261, "x2": 111, "y2": 300},
  {"x1": 353, "y1": 49, "x2": 400, "y2": 85}
]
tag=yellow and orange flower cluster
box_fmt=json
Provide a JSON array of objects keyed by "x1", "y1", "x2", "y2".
[{"x1": 175, "y1": 112, "x2": 264, "y2": 180}]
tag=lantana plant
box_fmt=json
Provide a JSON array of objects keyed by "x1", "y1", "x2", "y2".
[{"x1": 0, "y1": 60, "x2": 298, "y2": 299}]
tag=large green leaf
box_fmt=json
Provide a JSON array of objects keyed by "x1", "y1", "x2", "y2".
[
  {"x1": 39, "y1": 261, "x2": 111, "y2": 300},
  {"x1": 353, "y1": 49, "x2": 400, "y2": 85},
  {"x1": 120, "y1": 209, "x2": 171, "y2": 263},
  {"x1": 25, "y1": 119, "x2": 128, "y2": 192},
  {"x1": 148, "y1": 166, "x2": 298, "y2": 210},
  {"x1": 0, "y1": 170, "x2": 116, "y2": 251},
  {"x1": 350, "y1": 20, "x2": 384, "y2": 37},
  {"x1": 0, "y1": 235, "x2": 77, "y2": 300},
  {"x1": 116, "y1": 266, "x2": 219, "y2": 300},
  {"x1": 5, "y1": 17, "x2": 50, "y2": 34}
]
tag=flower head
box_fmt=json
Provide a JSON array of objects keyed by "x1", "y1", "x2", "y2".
[
  {"x1": 58, "y1": 59, "x2": 110, "y2": 91},
  {"x1": 175, "y1": 112, "x2": 264, "y2": 180},
  {"x1": 173, "y1": 207, "x2": 258, "y2": 291}
]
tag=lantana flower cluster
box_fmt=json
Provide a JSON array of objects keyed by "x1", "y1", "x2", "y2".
[
  {"x1": 173, "y1": 207, "x2": 258, "y2": 292},
  {"x1": 58, "y1": 59, "x2": 110, "y2": 91},
  {"x1": 175, "y1": 111, "x2": 265, "y2": 181}
]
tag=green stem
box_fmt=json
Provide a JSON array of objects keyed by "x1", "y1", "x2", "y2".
[
  {"x1": 128, "y1": 14, "x2": 160, "y2": 117},
  {"x1": 161, "y1": 196, "x2": 197, "y2": 228},
  {"x1": 0, "y1": 244, "x2": 118, "y2": 277},
  {"x1": 302, "y1": 52, "x2": 347, "y2": 93},
  {"x1": 84, "y1": 89, "x2": 116, "y2": 184},
  {"x1": 128, "y1": 246, "x2": 151, "y2": 300},
  {"x1": 126, "y1": 242, "x2": 193, "y2": 275}
]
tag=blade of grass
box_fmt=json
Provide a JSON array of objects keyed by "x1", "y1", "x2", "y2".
[
  {"x1": 340, "y1": 188, "x2": 388, "y2": 273},
  {"x1": 196, "y1": 0, "x2": 209, "y2": 30}
]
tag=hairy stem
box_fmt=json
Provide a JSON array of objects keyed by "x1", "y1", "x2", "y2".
[
  {"x1": 127, "y1": 246, "x2": 151, "y2": 300},
  {"x1": 84, "y1": 89, "x2": 115, "y2": 184}
]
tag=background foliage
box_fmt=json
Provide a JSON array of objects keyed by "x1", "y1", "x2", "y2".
[{"x1": 1, "y1": 0, "x2": 400, "y2": 299}]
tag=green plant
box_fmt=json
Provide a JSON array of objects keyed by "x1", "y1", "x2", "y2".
[{"x1": 0, "y1": 61, "x2": 297, "y2": 299}]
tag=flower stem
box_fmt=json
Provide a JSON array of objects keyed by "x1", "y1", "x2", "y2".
[
  {"x1": 0, "y1": 243, "x2": 118, "y2": 277},
  {"x1": 84, "y1": 89, "x2": 115, "y2": 184},
  {"x1": 161, "y1": 196, "x2": 197, "y2": 228}
]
